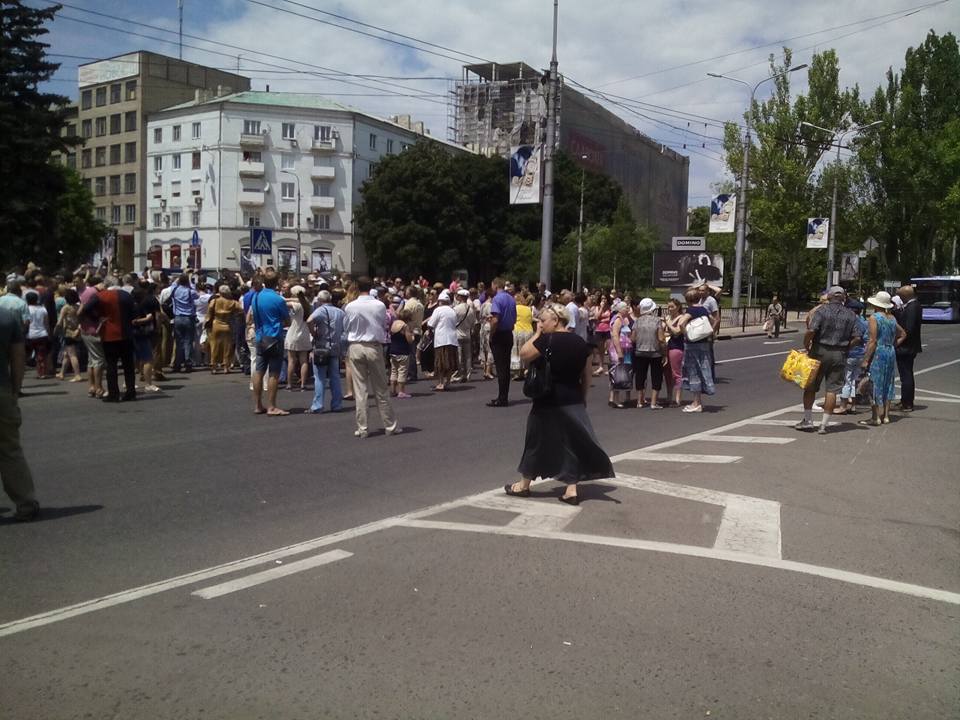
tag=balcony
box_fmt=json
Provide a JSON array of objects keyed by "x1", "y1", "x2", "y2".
[
  {"x1": 310, "y1": 166, "x2": 335, "y2": 181},
  {"x1": 311, "y1": 138, "x2": 335, "y2": 152},
  {"x1": 238, "y1": 190, "x2": 265, "y2": 206},
  {"x1": 238, "y1": 160, "x2": 265, "y2": 176},
  {"x1": 240, "y1": 132, "x2": 265, "y2": 147},
  {"x1": 309, "y1": 196, "x2": 335, "y2": 211}
]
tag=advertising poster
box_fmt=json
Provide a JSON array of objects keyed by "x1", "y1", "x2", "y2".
[
  {"x1": 509, "y1": 145, "x2": 542, "y2": 205},
  {"x1": 311, "y1": 250, "x2": 332, "y2": 273},
  {"x1": 652, "y1": 252, "x2": 725, "y2": 287},
  {"x1": 806, "y1": 217, "x2": 829, "y2": 249},
  {"x1": 840, "y1": 253, "x2": 859, "y2": 282},
  {"x1": 709, "y1": 194, "x2": 736, "y2": 233}
]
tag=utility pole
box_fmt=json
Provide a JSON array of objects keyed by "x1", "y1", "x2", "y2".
[
  {"x1": 178, "y1": 0, "x2": 184, "y2": 60},
  {"x1": 538, "y1": 0, "x2": 559, "y2": 291},
  {"x1": 575, "y1": 155, "x2": 586, "y2": 291}
]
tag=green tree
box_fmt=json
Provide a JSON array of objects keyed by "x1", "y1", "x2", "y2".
[
  {"x1": 0, "y1": 2, "x2": 79, "y2": 269},
  {"x1": 583, "y1": 197, "x2": 657, "y2": 292},
  {"x1": 52, "y1": 165, "x2": 107, "y2": 268}
]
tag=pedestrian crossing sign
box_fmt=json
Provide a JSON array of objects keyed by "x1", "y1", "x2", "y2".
[{"x1": 250, "y1": 228, "x2": 272, "y2": 254}]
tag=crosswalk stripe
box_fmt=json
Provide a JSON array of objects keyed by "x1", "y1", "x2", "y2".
[
  {"x1": 191, "y1": 550, "x2": 353, "y2": 600},
  {"x1": 615, "y1": 452, "x2": 741, "y2": 464},
  {"x1": 699, "y1": 435, "x2": 795, "y2": 445},
  {"x1": 749, "y1": 419, "x2": 841, "y2": 427}
]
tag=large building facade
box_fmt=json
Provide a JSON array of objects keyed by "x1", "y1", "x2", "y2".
[
  {"x1": 144, "y1": 91, "x2": 461, "y2": 274},
  {"x1": 75, "y1": 52, "x2": 249, "y2": 270},
  {"x1": 451, "y1": 62, "x2": 690, "y2": 244}
]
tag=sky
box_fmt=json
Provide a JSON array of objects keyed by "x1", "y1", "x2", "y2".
[{"x1": 32, "y1": 0, "x2": 957, "y2": 207}]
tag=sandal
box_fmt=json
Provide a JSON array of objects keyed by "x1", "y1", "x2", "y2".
[{"x1": 858, "y1": 419, "x2": 880, "y2": 427}]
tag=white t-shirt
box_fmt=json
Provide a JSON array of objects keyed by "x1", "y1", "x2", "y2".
[
  {"x1": 565, "y1": 301, "x2": 579, "y2": 330},
  {"x1": 27, "y1": 305, "x2": 48, "y2": 339},
  {"x1": 700, "y1": 296, "x2": 719, "y2": 315},
  {"x1": 427, "y1": 304, "x2": 458, "y2": 347}
]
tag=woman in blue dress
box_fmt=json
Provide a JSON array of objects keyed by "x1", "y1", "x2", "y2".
[{"x1": 859, "y1": 291, "x2": 906, "y2": 426}]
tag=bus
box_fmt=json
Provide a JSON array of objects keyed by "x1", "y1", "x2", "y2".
[{"x1": 911, "y1": 276, "x2": 960, "y2": 322}]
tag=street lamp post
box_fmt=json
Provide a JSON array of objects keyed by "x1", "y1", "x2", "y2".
[
  {"x1": 280, "y1": 169, "x2": 302, "y2": 277},
  {"x1": 538, "y1": 0, "x2": 559, "y2": 291},
  {"x1": 708, "y1": 64, "x2": 807, "y2": 309},
  {"x1": 800, "y1": 120, "x2": 882, "y2": 290},
  {"x1": 576, "y1": 154, "x2": 587, "y2": 291}
]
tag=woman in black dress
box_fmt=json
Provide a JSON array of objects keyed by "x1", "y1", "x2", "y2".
[{"x1": 504, "y1": 303, "x2": 614, "y2": 505}]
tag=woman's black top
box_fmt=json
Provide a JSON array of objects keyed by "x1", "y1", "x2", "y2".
[{"x1": 532, "y1": 331, "x2": 591, "y2": 406}]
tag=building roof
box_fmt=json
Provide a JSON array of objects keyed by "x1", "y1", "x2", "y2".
[{"x1": 161, "y1": 90, "x2": 357, "y2": 113}]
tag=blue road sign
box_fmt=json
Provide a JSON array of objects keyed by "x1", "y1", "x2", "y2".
[
  {"x1": 190, "y1": 229, "x2": 201, "y2": 247},
  {"x1": 250, "y1": 228, "x2": 273, "y2": 254}
]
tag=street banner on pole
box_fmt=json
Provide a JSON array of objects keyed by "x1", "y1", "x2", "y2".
[
  {"x1": 840, "y1": 253, "x2": 859, "y2": 282},
  {"x1": 509, "y1": 145, "x2": 542, "y2": 205},
  {"x1": 806, "y1": 217, "x2": 829, "y2": 249},
  {"x1": 652, "y1": 252, "x2": 724, "y2": 287},
  {"x1": 709, "y1": 194, "x2": 736, "y2": 233}
]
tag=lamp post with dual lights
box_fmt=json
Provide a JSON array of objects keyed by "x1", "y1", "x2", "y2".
[
  {"x1": 280, "y1": 169, "x2": 302, "y2": 276},
  {"x1": 707, "y1": 63, "x2": 808, "y2": 308},
  {"x1": 799, "y1": 120, "x2": 883, "y2": 290}
]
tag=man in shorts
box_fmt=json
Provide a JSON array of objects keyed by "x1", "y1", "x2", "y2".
[
  {"x1": 249, "y1": 269, "x2": 289, "y2": 416},
  {"x1": 796, "y1": 286, "x2": 862, "y2": 434}
]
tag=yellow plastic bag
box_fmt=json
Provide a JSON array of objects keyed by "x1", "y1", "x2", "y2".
[{"x1": 779, "y1": 349, "x2": 821, "y2": 389}]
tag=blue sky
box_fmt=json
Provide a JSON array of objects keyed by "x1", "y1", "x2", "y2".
[{"x1": 32, "y1": 0, "x2": 957, "y2": 206}]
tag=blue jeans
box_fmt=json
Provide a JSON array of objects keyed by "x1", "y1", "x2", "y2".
[
  {"x1": 173, "y1": 316, "x2": 196, "y2": 370},
  {"x1": 310, "y1": 354, "x2": 342, "y2": 413}
]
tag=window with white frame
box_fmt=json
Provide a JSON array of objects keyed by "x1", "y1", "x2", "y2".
[
  {"x1": 153, "y1": 127, "x2": 162, "y2": 144},
  {"x1": 171, "y1": 181, "x2": 181, "y2": 198},
  {"x1": 153, "y1": 212, "x2": 162, "y2": 228},
  {"x1": 192, "y1": 122, "x2": 201, "y2": 139},
  {"x1": 280, "y1": 212, "x2": 295, "y2": 228},
  {"x1": 192, "y1": 151, "x2": 201, "y2": 170},
  {"x1": 369, "y1": 133, "x2": 377, "y2": 150},
  {"x1": 243, "y1": 119, "x2": 261, "y2": 135},
  {"x1": 95, "y1": 117, "x2": 106, "y2": 136},
  {"x1": 281, "y1": 182, "x2": 295, "y2": 200},
  {"x1": 312, "y1": 181, "x2": 330, "y2": 197},
  {"x1": 111, "y1": 205, "x2": 121, "y2": 224},
  {"x1": 314, "y1": 125, "x2": 331, "y2": 141},
  {"x1": 95, "y1": 207, "x2": 106, "y2": 221},
  {"x1": 125, "y1": 205, "x2": 136, "y2": 223},
  {"x1": 191, "y1": 210, "x2": 200, "y2": 226},
  {"x1": 242, "y1": 150, "x2": 261, "y2": 162},
  {"x1": 172, "y1": 125, "x2": 181, "y2": 141},
  {"x1": 312, "y1": 213, "x2": 330, "y2": 230},
  {"x1": 172, "y1": 154, "x2": 182, "y2": 170},
  {"x1": 171, "y1": 211, "x2": 181, "y2": 227},
  {"x1": 282, "y1": 122, "x2": 295, "y2": 140},
  {"x1": 386, "y1": 138, "x2": 394, "y2": 154},
  {"x1": 153, "y1": 156, "x2": 162, "y2": 172},
  {"x1": 281, "y1": 154, "x2": 295, "y2": 170},
  {"x1": 244, "y1": 212, "x2": 261, "y2": 227}
]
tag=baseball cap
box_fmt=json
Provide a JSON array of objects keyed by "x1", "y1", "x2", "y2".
[{"x1": 828, "y1": 285, "x2": 846, "y2": 297}]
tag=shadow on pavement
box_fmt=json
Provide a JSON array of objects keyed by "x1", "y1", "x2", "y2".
[
  {"x1": 0, "y1": 504, "x2": 104, "y2": 525},
  {"x1": 19, "y1": 390, "x2": 69, "y2": 397}
]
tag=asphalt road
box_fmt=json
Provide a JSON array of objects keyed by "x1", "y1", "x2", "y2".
[{"x1": 2, "y1": 325, "x2": 958, "y2": 719}]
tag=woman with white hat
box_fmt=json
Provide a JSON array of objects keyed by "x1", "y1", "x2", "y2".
[
  {"x1": 631, "y1": 297, "x2": 666, "y2": 409},
  {"x1": 426, "y1": 289, "x2": 459, "y2": 391},
  {"x1": 607, "y1": 300, "x2": 634, "y2": 408},
  {"x1": 859, "y1": 290, "x2": 906, "y2": 426},
  {"x1": 284, "y1": 285, "x2": 313, "y2": 391}
]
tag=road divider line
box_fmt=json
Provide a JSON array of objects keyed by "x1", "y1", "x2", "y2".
[
  {"x1": 698, "y1": 435, "x2": 795, "y2": 445},
  {"x1": 913, "y1": 396, "x2": 960, "y2": 403},
  {"x1": 614, "y1": 452, "x2": 742, "y2": 464},
  {"x1": 913, "y1": 358, "x2": 960, "y2": 376},
  {"x1": 914, "y1": 387, "x2": 960, "y2": 399},
  {"x1": 716, "y1": 350, "x2": 792, "y2": 364},
  {"x1": 396, "y1": 520, "x2": 960, "y2": 606},
  {"x1": 192, "y1": 550, "x2": 353, "y2": 600}
]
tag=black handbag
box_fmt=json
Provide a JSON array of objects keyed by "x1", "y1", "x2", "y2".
[
  {"x1": 523, "y1": 335, "x2": 553, "y2": 400},
  {"x1": 609, "y1": 362, "x2": 633, "y2": 390}
]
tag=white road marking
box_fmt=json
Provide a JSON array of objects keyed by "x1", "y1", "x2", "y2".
[
  {"x1": 716, "y1": 350, "x2": 793, "y2": 364},
  {"x1": 913, "y1": 396, "x2": 960, "y2": 403},
  {"x1": 698, "y1": 435, "x2": 795, "y2": 445},
  {"x1": 914, "y1": 387, "x2": 960, "y2": 399},
  {"x1": 397, "y1": 520, "x2": 960, "y2": 605},
  {"x1": 614, "y1": 452, "x2": 742, "y2": 464},
  {"x1": 192, "y1": 550, "x2": 353, "y2": 600},
  {"x1": 468, "y1": 493, "x2": 581, "y2": 532},
  {"x1": 751, "y1": 419, "x2": 840, "y2": 427},
  {"x1": 913, "y1": 358, "x2": 960, "y2": 376},
  {"x1": 762, "y1": 340, "x2": 792, "y2": 345}
]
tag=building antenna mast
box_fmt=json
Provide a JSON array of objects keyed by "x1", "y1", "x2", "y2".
[{"x1": 178, "y1": 0, "x2": 184, "y2": 60}]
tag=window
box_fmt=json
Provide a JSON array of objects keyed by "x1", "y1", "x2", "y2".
[
  {"x1": 191, "y1": 210, "x2": 200, "y2": 226},
  {"x1": 125, "y1": 111, "x2": 137, "y2": 132},
  {"x1": 171, "y1": 181, "x2": 181, "y2": 198},
  {"x1": 369, "y1": 133, "x2": 377, "y2": 150},
  {"x1": 386, "y1": 138, "x2": 394, "y2": 154},
  {"x1": 109, "y1": 175, "x2": 121, "y2": 195},
  {"x1": 153, "y1": 127, "x2": 162, "y2": 144},
  {"x1": 278, "y1": 248, "x2": 297, "y2": 270},
  {"x1": 95, "y1": 147, "x2": 106, "y2": 167},
  {"x1": 281, "y1": 212, "x2": 295, "y2": 228},
  {"x1": 243, "y1": 119, "x2": 261, "y2": 135},
  {"x1": 312, "y1": 213, "x2": 330, "y2": 230},
  {"x1": 153, "y1": 156, "x2": 163, "y2": 172},
  {"x1": 125, "y1": 80, "x2": 137, "y2": 101},
  {"x1": 169, "y1": 244, "x2": 182, "y2": 269},
  {"x1": 66, "y1": 153, "x2": 77, "y2": 169},
  {"x1": 125, "y1": 204, "x2": 136, "y2": 223},
  {"x1": 314, "y1": 125, "x2": 331, "y2": 141},
  {"x1": 192, "y1": 151, "x2": 200, "y2": 170},
  {"x1": 124, "y1": 174, "x2": 136, "y2": 194},
  {"x1": 110, "y1": 114, "x2": 121, "y2": 134},
  {"x1": 81, "y1": 119, "x2": 92, "y2": 138},
  {"x1": 110, "y1": 83, "x2": 121, "y2": 104},
  {"x1": 171, "y1": 211, "x2": 181, "y2": 228},
  {"x1": 152, "y1": 182, "x2": 161, "y2": 198},
  {"x1": 95, "y1": 87, "x2": 106, "y2": 107},
  {"x1": 172, "y1": 154, "x2": 181, "y2": 170},
  {"x1": 81, "y1": 149, "x2": 92, "y2": 169},
  {"x1": 401, "y1": 142, "x2": 410, "y2": 151},
  {"x1": 242, "y1": 150, "x2": 261, "y2": 162},
  {"x1": 312, "y1": 181, "x2": 330, "y2": 197},
  {"x1": 81, "y1": 90, "x2": 92, "y2": 110},
  {"x1": 109, "y1": 144, "x2": 121, "y2": 165},
  {"x1": 191, "y1": 122, "x2": 201, "y2": 139},
  {"x1": 153, "y1": 212, "x2": 162, "y2": 228},
  {"x1": 244, "y1": 212, "x2": 261, "y2": 227},
  {"x1": 281, "y1": 182, "x2": 295, "y2": 200},
  {"x1": 95, "y1": 206, "x2": 106, "y2": 221},
  {"x1": 95, "y1": 117, "x2": 106, "y2": 136},
  {"x1": 368, "y1": 162, "x2": 377, "y2": 179},
  {"x1": 82, "y1": 178, "x2": 92, "y2": 193},
  {"x1": 172, "y1": 125, "x2": 181, "y2": 142},
  {"x1": 111, "y1": 205, "x2": 121, "y2": 224},
  {"x1": 65, "y1": 123, "x2": 77, "y2": 138},
  {"x1": 282, "y1": 122, "x2": 295, "y2": 140},
  {"x1": 125, "y1": 142, "x2": 136, "y2": 163},
  {"x1": 281, "y1": 154, "x2": 295, "y2": 170}
]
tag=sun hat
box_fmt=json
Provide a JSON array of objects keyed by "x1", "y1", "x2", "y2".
[
  {"x1": 867, "y1": 290, "x2": 894, "y2": 309},
  {"x1": 438, "y1": 289, "x2": 451, "y2": 302},
  {"x1": 456, "y1": 288, "x2": 469, "y2": 296},
  {"x1": 290, "y1": 285, "x2": 306, "y2": 296},
  {"x1": 638, "y1": 297, "x2": 657, "y2": 315}
]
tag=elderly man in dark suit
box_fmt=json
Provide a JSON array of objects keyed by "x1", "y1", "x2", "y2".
[{"x1": 894, "y1": 285, "x2": 923, "y2": 412}]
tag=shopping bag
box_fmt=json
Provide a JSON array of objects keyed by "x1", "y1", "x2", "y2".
[
  {"x1": 609, "y1": 362, "x2": 633, "y2": 390},
  {"x1": 762, "y1": 319, "x2": 772, "y2": 332},
  {"x1": 779, "y1": 349, "x2": 821, "y2": 389}
]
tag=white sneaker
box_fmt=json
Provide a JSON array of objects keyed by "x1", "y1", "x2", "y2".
[
  {"x1": 794, "y1": 419, "x2": 816, "y2": 431},
  {"x1": 354, "y1": 429, "x2": 368, "y2": 438},
  {"x1": 386, "y1": 426, "x2": 403, "y2": 436}
]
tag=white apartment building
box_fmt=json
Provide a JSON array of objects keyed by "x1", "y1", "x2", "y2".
[{"x1": 144, "y1": 91, "x2": 464, "y2": 274}]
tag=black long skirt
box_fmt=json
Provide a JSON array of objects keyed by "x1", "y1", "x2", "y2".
[{"x1": 517, "y1": 402, "x2": 614, "y2": 484}]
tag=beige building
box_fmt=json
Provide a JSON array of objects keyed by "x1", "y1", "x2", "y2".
[{"x1": 75, "y1": 51, "x2": 249, "y2": 270}]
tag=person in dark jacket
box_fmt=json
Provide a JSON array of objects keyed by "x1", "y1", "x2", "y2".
[{"x1": 893, "y1": 285, "x2": 922, "y2": 412}]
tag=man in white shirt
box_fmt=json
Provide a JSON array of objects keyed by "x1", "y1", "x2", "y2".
[
  {"x1": 343, "y1": 277, "x2": 400, "y2": 438},
  {"x1": 562, "y1": 290, "x2": 578, "y2": 334}
]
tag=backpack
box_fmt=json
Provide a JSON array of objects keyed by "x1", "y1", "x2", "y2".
[{"x1": 312, "y1": 306, "x2": 337, "y2": 359}]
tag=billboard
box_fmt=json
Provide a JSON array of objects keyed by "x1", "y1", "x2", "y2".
[
  {"x1": 806, "y1": 217, "x2": 829, "y2": 249},
  {"x1": 840, "y1": 253, "x2": 860, "y2": 282},
  {"x1": 653, "y1": 252, "x2": 724, "y2": 287},
  {"x1": 509, "y1": 145, "x2": 542, "y2": 205},
  {"x1": 709, "y1": 194, "x2": 736, "y2": 233},
  {"x1": 79, "y1": 53, "x2": 139, "y2": 88}
]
